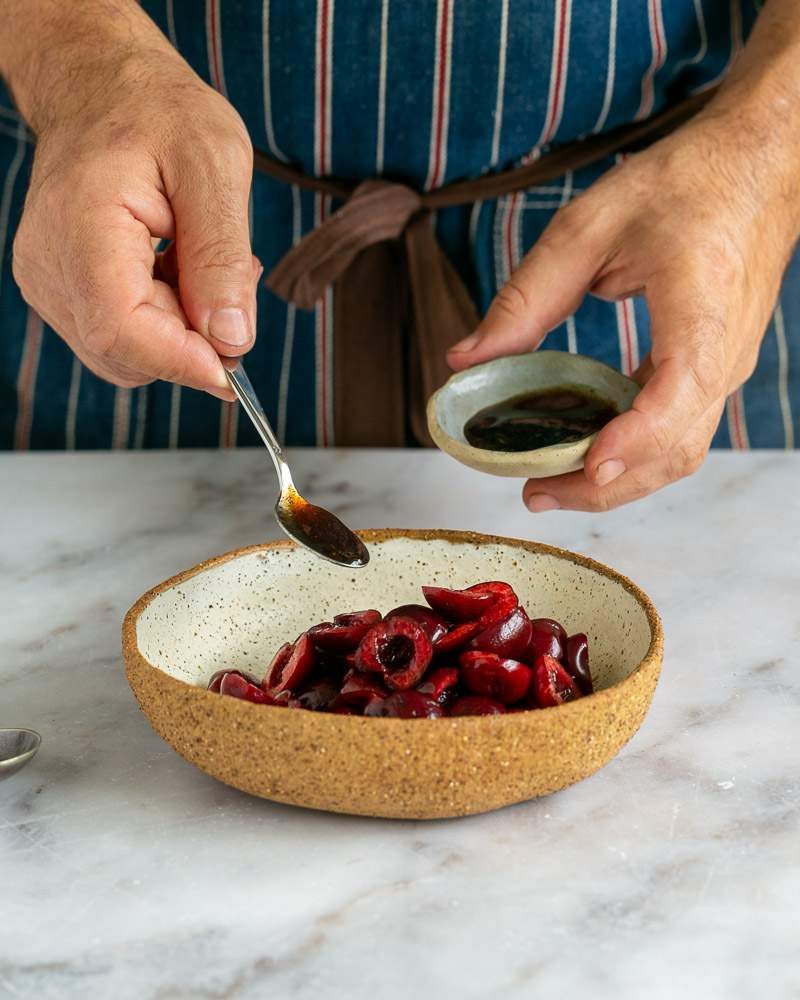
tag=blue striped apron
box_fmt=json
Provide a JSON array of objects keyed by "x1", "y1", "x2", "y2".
[{"x1": 0, "y1": 0, "x2": 796, "y2": 450}]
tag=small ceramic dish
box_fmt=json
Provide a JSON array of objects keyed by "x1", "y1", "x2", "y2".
[
  {"x1": 123, "y1": 530, "x2": 662, "y2": 820},
  {"x1": 427, "y1": 351, "x2": 639, "y2": 478}
]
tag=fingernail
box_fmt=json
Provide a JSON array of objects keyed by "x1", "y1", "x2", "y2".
[
  {"x1": 526, "y1": 493, "x2": 561, "y2": 513},
  {"x1": 209, "y1": 307, "x2": 250, "y2": 347},
  {"x1": 595, "y1": 459, "x2": 626, "y2": 486},
  {"x1": 449, "y1": 331, "x2": 482, "y2": 354}
]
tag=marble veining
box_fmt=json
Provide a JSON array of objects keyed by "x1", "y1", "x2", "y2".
[{"x1": 1, "y1": 450, "x2": 799, "y2": 1000}]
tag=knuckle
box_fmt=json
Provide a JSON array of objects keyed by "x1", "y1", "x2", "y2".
[
  {"x1": 585, "y1": 488, "x2": 615, "y2": 513},
  {"x1": 82, "y1": 319, "x2": 121, "y2": 359},
  {"x1": 11, "y1": 236, "x2": 32, "y2": 292},
  {"x1": 549, "y1": 201, "x2": 586, "y2": 243},
  {"x1": 631, "y1": 402, "x2": 674, "y2": 459},
  {"x1": 110, "y1": 373, "x2": 151, "y2": 389},
  {"x1": 686, "y1": 347, "x2": 726, "y2": 408},
  {"x1": 493, "y1": 278, "x2": 530, "y2": 321},
  {"x1": 187, "y1": 233, "x2": 253, "y2": 273},
  {"x1": 671, "y1": 440, "x2": 707, "y2": 479}
]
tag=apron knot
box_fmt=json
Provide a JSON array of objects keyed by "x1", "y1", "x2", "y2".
[{"x1": 266, "y1": 179, "x2": 424, "y2": 310}]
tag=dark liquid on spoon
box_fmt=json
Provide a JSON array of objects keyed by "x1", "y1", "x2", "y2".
[
  {"x1": 464, "y1": 386, "x2": 618, "y2": 452},
  {"x1": 279, "y1": 487, "x2": 370, "y2": 567}
]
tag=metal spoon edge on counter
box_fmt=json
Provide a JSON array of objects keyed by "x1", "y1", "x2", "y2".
[{"x1": 0, "y1": 728, "x2": 42, "y2": 780}]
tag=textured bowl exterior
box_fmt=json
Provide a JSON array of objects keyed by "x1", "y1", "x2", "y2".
[
  {"x1": 123, "y1": 530, "x2": 663, "y2": 820},
  {"x1": 427, "y1": 351, "x2": 639, "y2": 478}
]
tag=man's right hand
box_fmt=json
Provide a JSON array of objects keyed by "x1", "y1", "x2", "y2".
[{"x1": 7, "y1": 2, "x2": 259, "y2": 400}]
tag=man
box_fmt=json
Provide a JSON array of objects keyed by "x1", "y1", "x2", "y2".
[{"x1": 1, "y1": 0, "x2": 797, "y2": 513}]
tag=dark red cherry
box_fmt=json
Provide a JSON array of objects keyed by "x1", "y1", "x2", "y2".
[
  {"x1": 450, "y1": 696, "x2": 507, "y2": 716},
  {"x1": 208, "y1": 669, "x2": 260, "y2": 692},
  {"x1": 459, "y1": 651, "x2": 532, "y2": 704},
  {"x1": 468, "y1": 581, "x2": 519, "y2": 629},
  {"x1": 530, "y1": 617, "x2": 567, "y2": 646},
  {"x1": 207, "y1": 669, "x2": 228, "y2": 692},
  {"x1": 355, "y1": 617, "x2": 433, "y2": 690},
  {"x1": 364, "y1": 692, "x2": 444, "y2": 719},
  {"x1": 467, "y1": 606, "x2": 532, "y2": 661},
  {"x1": 386, "y1": 604, "x2": 448, "y2": 643},
  {"x1": 264, "y1": 634, "x2": 316, "y2": 695},
  {"x1": 337, "y1": 670, "x2": 389, "y2": 709},
  {"x1": 415, "y1": 666, "x2": 459, "y2": 705},
  {"x1": 422, "y1": 585, "x2": 495, "y2": 621},
  {"x1": 528, "y1": 628, "x2": 563, "y2": 662},
  {"x1": 294, "y1": 679, "x2": 339, "y2": 712},
  {"x1": 433, "y1": 619, "x2": 483, "y2": 654},
  {"x1": 565, "y1": 633, "x2": 593, "y2": 694},
  {"x1": 219, "y1": 671, "x2": 277, "y2": 705},
  {"x1": 307, "y1": 610, "x2": 382, "y2": 652},
  {"x1": 262, "y1": 643, "x2": 291, "y2": 690},
  {"x1": 533, "y1": 654, "x2": 580, "y2": 707}
]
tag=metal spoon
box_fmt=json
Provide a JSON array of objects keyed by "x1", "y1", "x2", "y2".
[
  {"x1": 224, "y1": 362, "x2": 369, "y2": 568},
  {"x1": 0, "y1": 728, "x2": 41, "y2": 780}
]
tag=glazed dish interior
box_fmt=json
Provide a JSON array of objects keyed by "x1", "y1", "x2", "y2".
[
  {"x1": 431, "y1": 353, "x2": 638, "y2": 451},
  {"x1": 136, "y1": 536, "x2": 653, "y2": 695}
]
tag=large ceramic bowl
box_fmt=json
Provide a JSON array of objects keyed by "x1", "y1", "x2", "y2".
[
  {"x1": 123, "y1": 530, "x2": 662, "y2": 820},
  {"x1": 427, "y1": 351, "x2": 639, "y2": 478}
]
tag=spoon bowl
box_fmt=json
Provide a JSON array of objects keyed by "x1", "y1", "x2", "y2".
[
  {"x1": 225, "y1": 362, "x2": 368, "y2": 567},
  {"x1": 276, "y1": 486, "x2": 370, "y2": 568},
  {"x1": 0, "y1": 728, "x2": 41, "y2": 780}
]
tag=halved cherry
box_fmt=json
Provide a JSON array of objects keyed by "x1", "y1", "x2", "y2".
[
  {"x1": 528, "y1": 625, "x2": 564, "y2": 662},
  {"x1": 386, "y1": 604, "x2": 448, "y2": 643},
  {"x1": 307, "y1": 610, "x2": 382, "y2": 653},
  {"x1": 416, "y1": 666, "x2": 459, "y2": 705},
  {"x1": 263, "y1": 634, "x2": 316, "y2": 695},
  {"x1": 450, "y1": 696, "x2": 507, "y2": 716},
  {"x1": 433, "y1": 619, "x2": 483, "y2": 654},
  {"x1": 565, "y1": 633, "x2": 593, "y2": 694},
  {"x1": 467, "y1": 606, "x2": 532, "y2": 661},
  {"x1": 337, "y1": 670, "x2": 389, "y2": 709},
  {"x1": 364, "y1": 692, "x2": 444, "y2": 719},
  {"x1": 422, "y1": 585, "x2": 496, "y2": 622},
  {"x1": 208, "y1": 669, "x2": 230, "y2": 692},
  {"x1": 530, "y1": 617, "x2": 567, "y2": 647},
  {"x1": 355, "y1": 617, "x2": 433, "y2": 690},
  {"x1": 459, "y1": 651, "x2": 531, "y2": 704},
  {"x1": 293, "y1": 679, "x2": 340, "y2": 712},
  {"x1": 208, "y1": 668, "x2": 261, "y2": 692},
  {"x1": 262, "y1": 643, "x2": 291, "y2": 689},
  {"x1": 219, "y1": 671, "x2": 279, "y2": 705},
  {"x1": 533, "y1": 654, "x2": 580, "y2": 707},
  {"x1": 469, "y1": 582, "x2": 519, "y2": 630}
]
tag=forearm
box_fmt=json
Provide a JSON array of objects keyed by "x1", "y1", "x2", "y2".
[
  {"x1": 0, "y1": 0, "x2": 175, "y2": 134},
  {"x1": 703, "y1": 0, "x2": 800, "y2": 226}
]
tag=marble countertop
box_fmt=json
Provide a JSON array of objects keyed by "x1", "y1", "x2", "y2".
[{"x1": 1, "y1": 450, "x2": 798, "y2": 1000}]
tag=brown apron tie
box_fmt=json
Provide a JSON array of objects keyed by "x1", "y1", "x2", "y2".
[{"x1": 256, "y1": 88, "x2": 717, "y2": 447}]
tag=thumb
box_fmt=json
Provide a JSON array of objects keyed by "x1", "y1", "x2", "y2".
[
  {"x1": 447, "y1": 211, "x2": 603, "y2": 371},
  {"x1": 167, "y1": 143, "x2": 256, "y2": 357}
]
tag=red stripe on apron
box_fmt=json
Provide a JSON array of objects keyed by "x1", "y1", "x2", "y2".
[
  {"x1": 538, "y1": 0, "x2": 572, "y2": 147},
  {"x1": 637, "y1": 0, "x2": 666, "y2": 120},
  {"x1": 426, "y1": 0, "x2": 453, "y2": 190}
]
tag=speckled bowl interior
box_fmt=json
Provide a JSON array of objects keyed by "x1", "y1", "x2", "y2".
[
  {"x1": 427, "y1": 351, "x2": 639, "y2": 478},
  {"x1": 123, "y1": 530, "x2": 663, "y2": 820}
]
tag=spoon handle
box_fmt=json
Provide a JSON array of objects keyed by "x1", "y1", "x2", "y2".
[{"x1": 224, "y1": 362, "x2": 291, "y2": 488}]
